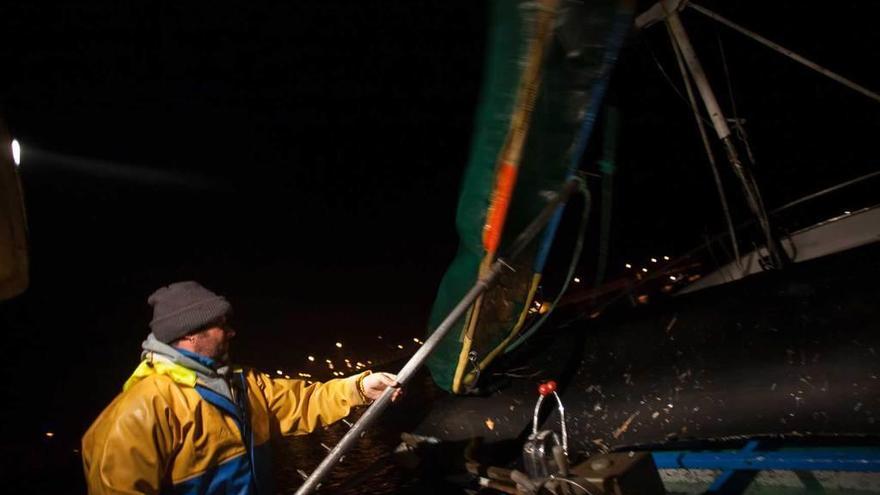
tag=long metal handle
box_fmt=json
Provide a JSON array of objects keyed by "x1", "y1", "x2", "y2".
[{"x1": 294, "y1": 177, "x2": 582, "y2": 495}]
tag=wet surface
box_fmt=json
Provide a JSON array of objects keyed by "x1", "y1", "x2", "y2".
[
  {"x1": 276, "y1": 372, "x2": 459, "y2": 494},
  {"x1": 415, "y1": 242, "x2": 880, "y2": 460},
  {"x1": 277, "y1": 417, "x2": 414, "y2": 494}
]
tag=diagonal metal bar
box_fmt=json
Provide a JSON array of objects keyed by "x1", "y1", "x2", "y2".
[
  {"x1": 294, "y1": 177, "x2": 583, "y2": 495},
  {"x1": 689, "y1": 3, "x2": 880, "y2": 104}
]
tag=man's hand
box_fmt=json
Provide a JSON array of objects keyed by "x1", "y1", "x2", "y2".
[{"x1": 361, "y1": 372, "x2": 403, "y2": 402}]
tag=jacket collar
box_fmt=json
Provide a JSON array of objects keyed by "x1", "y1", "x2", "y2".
[
  {"x1": 133, "y1": 333, "x2": 236, "y2": 401},
  {"x1": 176, "y1": 347, "x2": 219, "y2": 370}
]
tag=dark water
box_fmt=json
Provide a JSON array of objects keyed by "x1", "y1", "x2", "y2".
[
  {"x1": 279, "y1": 414, "x2": 421, "y2": 494},
  {"x1": 275, "y1": 373, "x2": 464, "y2": 494}
]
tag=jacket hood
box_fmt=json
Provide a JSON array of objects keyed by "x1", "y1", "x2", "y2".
[{"x1": 141, "y1": 333, "x2": 235, "y2": 401}]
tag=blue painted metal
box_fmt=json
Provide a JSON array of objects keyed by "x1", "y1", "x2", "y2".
[
  {"x1": 707, "y1": 440, "x2": 760, "y2": 494},
  {"x1": 652, "y1": 449, "x2": 880, "y2": 472}
]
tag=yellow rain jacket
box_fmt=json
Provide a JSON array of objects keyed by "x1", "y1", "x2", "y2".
[{"x1": 82, "y1": 341, "x2": 369, "y2": 495}]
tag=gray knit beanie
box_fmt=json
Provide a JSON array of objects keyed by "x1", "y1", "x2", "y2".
[{"x1": 147, "y1": 281, "x2": 232, "y2": 343}]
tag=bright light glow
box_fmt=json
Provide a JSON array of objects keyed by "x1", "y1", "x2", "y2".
[
  {"x1": 413, "y1": 337, "x2": 420, "y2": 343},
  {"x1": 284, "y1": 374, "x2": 290, "y2": 379},
  {"x1": 397, "y1": 344, "x2": 404, "y2": 349},
  {"x1": 663, "y1": 256, "x2": 670, "y2": 261},
  {"x1": 625, "y1": 263, "x2": 632, "y2": 269},
  {"x1": 11, "y1": 139, "x2": 20, "y2": 166},
  {"x1": 325, "y1": 359, "x2": 332, "y2": 364},
  {"x1": 367, "y1": 360, "x2": 373, "y2": 365},
  {"x1": 641, "y1": 268, "x2": 648, "y2": 273},
  {"x1": 669, "y1": 275, "x2": 676, "y2": 281},
  {"x1": 335, "y1": 342, "x2": 343, "y2": 348},
  {"x1": 307, "y1": 356, "x2": 315, "y2": 362},
  {"x1": 276, "y1": 370, "x2": 283, "y2": 375},
  {"x1": 844, "y1": 210, "x2": 851, "y2": 215},
  {"x1": 45, "y1": 431, "x2": 54, "y2": 438},
  {"x1": 573, "y1": 277, "x2": 581, "y2": 283},
  {"x1": 377, "y1": 335, "x2": 383, "y2": 340}
]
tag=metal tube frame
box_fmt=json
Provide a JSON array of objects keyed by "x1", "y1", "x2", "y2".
[{"x1": 663, "y1": 8, "x2": 787, "y2": 268}]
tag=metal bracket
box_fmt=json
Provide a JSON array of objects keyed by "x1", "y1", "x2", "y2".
[{"x1": 635, "y1": 0, "x2": 687, "y2": 30}]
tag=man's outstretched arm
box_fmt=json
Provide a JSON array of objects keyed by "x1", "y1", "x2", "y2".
[{"x1": 259, "y1": 370, "x2": 400, "y2": 436}]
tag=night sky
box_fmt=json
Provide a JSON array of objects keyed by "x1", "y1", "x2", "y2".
[{"x1": 1, "y1": 0, "x2": 878, "y2": 485}]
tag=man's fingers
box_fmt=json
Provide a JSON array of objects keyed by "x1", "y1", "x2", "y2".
[
  {"x1": 377, "y1": 373, "x2": 399, "y2": 388},
  {"x1": 390, "y1": 388, "x2": 403, "y2": 402},
  {"x1": 364, "y1": 372, "x2": 402, "y2": 404}
]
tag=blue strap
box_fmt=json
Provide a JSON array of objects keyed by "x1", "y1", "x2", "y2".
[
  {"x1": 533, "y1": 7, "x2": 632, "y2": 272},
  {"x1": 176, "y1": 348, "x2": 219, "y2": 370},
  {"x1": 189, "y1": 381, "x2": 257, "y2": 494},
  {"x1": 195, "y1": 385, "x2": 244, "y2": 433},
  {"x1": 170, "y1": 454, "x2": 252, "y2": 495}
]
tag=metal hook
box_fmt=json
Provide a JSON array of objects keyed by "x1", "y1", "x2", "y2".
[{"x1": 532, "y1": 391, "x2": 568, "y2": 456}]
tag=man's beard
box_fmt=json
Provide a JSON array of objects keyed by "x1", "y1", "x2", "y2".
[{"x1": 214, "y1": 344, "x2": 230, "y2": 364}]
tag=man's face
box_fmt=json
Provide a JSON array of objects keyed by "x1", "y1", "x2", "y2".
[{"x1": 192, "y1": 318, "x2": 236, "y2": 361}]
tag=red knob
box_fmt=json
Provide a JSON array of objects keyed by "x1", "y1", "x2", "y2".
[{"x1": 538, "y1": 381, "x2": 557, "y2": 396}]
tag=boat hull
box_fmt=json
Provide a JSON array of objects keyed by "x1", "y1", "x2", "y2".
[{"x1": 414, "y1": 242, "x2": 880, "y2": 457}]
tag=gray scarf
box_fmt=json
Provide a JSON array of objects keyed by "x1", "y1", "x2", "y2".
[{"x1": 141, "y1": 333, "x2": 236, "y2": 402}]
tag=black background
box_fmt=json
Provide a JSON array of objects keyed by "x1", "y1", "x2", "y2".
[{"x1": 0, "y1": 0, "x2": 878, "y2": 487}]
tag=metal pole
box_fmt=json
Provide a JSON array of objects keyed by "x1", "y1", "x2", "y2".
[
  {"x1": 665, "y1": 11, "x2": 730, "y2": 140},
  {"x1": 689, "y1": 3, "x2": 880, "y2": 104},
  {"x1": 770, "y1": 170, "x2": 880, "y2": 215},
  {"x1": 294, "y1": 177, "x2": 583, "y2": 495},
  {"x1": 665, "y1": 11, "x2": 787, "y2": 268},
  {"x1": 666, "y1": 20, "x2": 742, "y2": 267}
]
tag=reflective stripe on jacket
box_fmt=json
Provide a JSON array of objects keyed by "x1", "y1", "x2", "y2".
[{"x1": 83, "y1": 358, "x2": 369, "y2": 494}]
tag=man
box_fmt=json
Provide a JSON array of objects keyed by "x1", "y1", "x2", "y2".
[{"x1": 82, "y1": 281, "x2": 401, "y2": 494}]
